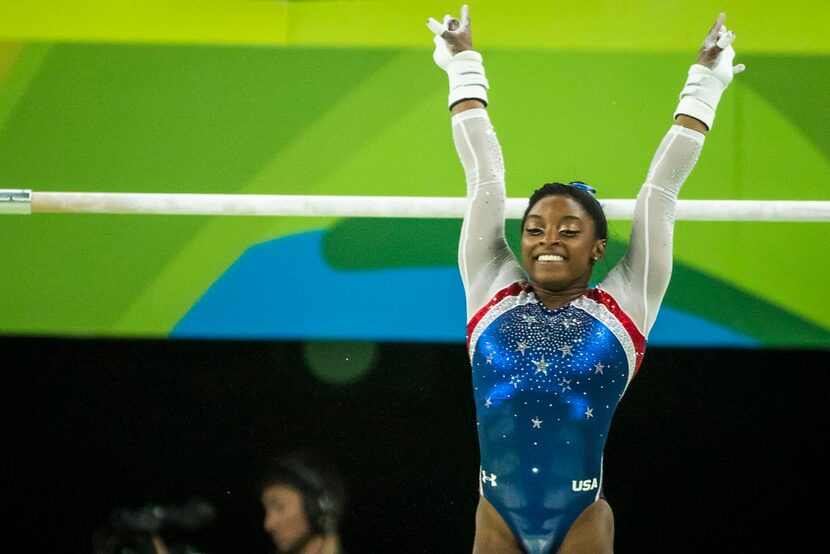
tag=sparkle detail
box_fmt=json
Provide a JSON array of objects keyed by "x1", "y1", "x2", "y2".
[
  {"x1": 572, "y1": 295, "x2": 638, "y2": 383},
  {"x1": 532, "y1": 355, "x2": 549, "y2": 375},
  {"x1": 468, "y1": 287, "x2": 536, "y2": 357}
]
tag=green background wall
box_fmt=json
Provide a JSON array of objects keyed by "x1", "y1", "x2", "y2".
[{"x1": 1, "y1": 1, "x2": 827, "y2": 347}]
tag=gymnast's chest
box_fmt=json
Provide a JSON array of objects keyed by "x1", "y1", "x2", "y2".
[{"x1": 469, "y1": 298, "x2": 630, "y2": 397}]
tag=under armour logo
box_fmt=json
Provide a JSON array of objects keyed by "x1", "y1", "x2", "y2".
[{"x1": 481, "y1": 470, "x2": 497, "y2": 487}]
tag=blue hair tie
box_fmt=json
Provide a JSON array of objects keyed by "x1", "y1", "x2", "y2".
[{"x1": 567, "y1": 181, "x2": 597, "y2": 195}]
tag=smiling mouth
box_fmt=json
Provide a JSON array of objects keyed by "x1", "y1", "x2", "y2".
[{"x1": 535, "y1": 254, "x2": 566, "y2": 263}]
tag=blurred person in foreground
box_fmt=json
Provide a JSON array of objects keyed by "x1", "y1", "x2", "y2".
[{"x1": 259, "y1": 450, "x2": 347, "y2": 554}]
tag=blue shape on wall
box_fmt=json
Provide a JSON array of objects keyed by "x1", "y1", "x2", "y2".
[{"x1": 173, "y1": 230, "x2": 759, "y2": 347}]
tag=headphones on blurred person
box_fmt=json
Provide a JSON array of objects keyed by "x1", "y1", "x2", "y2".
[{"x1": 264, "y1": 450, "x2": 346, "y2": 535}]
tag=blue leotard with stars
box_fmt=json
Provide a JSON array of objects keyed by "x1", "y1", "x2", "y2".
[{"x1": 452, "y1": 109, "x2": 705, "y2": 553}]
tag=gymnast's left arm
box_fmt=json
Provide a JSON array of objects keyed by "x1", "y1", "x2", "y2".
[{"x1": 599, "y1": 13, "x2": 745, "y2": 337}]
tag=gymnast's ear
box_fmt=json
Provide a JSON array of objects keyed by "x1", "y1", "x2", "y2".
[{"x1": 591, "y1": 239, "x2": 606, "y2": 262}]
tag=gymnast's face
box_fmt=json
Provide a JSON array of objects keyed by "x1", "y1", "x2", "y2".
[{"x1": 521, "y1": 195, "x2": 606, "y2": 291}]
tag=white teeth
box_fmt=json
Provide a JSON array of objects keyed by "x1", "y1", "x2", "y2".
[{"x1": 537, "y1": 254, "x2": 564, "y2": 262}]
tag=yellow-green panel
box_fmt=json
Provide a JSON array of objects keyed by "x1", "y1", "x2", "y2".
[{"x1": 1, "y1": 1, "x2": 827, "y2": 52}]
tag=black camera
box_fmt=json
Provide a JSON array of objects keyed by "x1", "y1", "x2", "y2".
[{"x1": 93, "y1": 496, "x2": 217, "y2": 554}]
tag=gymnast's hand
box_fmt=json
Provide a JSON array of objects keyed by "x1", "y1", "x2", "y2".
[
  {"x1": 426, "y1": 4, "x2": 489, "y2": 112},
  {"x1": 674, "y1": 12, "x2": 745, "y2": 131},
  {"x1": 694, "y1": 13, "x2": 746, "y2": 87},
  {"x1": 426, "y1": 4, "x2": 474, "y2": 69}
]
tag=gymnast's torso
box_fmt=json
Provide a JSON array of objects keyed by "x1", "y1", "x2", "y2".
[
  {"x1": 453, "y1": 108, "x2": 704, "y2": 553},
  {"x1": 468, "y1": 283, "x2": 644, "y2": 553}
]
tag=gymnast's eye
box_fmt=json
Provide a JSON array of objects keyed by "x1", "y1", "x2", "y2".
[
  {"x1": 525, "y1": 227, "x2": 542, "y2": 235},
  {"x1": 559, "y1": 229, "x2": 580, "y2": 237}
]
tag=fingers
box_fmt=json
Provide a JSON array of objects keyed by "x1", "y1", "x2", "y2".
[
  {"x1": 716, "y1": 28, "x2": 736, "y2": 49},
  {"x1": 427, "y1": 5, "x2": 468, "y2": 35},
  {"x1": 435, "y1": 13, "x2": 460, "y2": 32},
  {"x1": 712, "y1": 12, "x2": 726, "y2": 35},
  {"x1": 426, "y1": 17, "x2": 445, "y2": 35},
  {"x1": 704, "y1": 12, "x2": 726, "y2": 47},
  {"x1": 424, "y1": 14, "x2": 456, "y2": 35}
]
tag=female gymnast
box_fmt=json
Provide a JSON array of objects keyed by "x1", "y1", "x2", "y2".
[{"x1": 427, "y1": 5, "x2": 744, "y2": 553}]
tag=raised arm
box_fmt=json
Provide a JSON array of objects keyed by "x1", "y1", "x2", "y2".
[
  {"x1": 600, "y1": 13, "x2": 745, "y2": 337},
  {"x1": 428, "y1": 5, "x2": 524, "y2": 319}
]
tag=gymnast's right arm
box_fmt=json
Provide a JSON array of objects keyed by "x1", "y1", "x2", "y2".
[{"x1": 427, "y1": 6, "x2": 524, "y2": 320}]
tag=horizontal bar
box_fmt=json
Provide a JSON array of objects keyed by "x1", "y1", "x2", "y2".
[
  {"x1": 0, "y1": 189, "x2": 32, "y2": 215},
  {"x1": 2, "y1": 190, "x2": 828, "y2": 222}
]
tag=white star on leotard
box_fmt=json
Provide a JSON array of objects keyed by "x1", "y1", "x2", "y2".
[
  {"x1": 559, "y1": 344, "x2": 572, "y2": 357},
  {"x1": 585, "y1": 407, "x2": 594, "y2": 419},
  {"x1": 531, "y1": 417, "x2": 543, "y2": 428},
  {"x1": 485, "y1": 354, "x2": 493, "y2": 365},
  {"x1": 594, "y1": 362, "x2": 604, "y2": 374},
  {"x1": 484, "y1": 397, "x2": 493, "y2": 407},
  {"x1": 532, "y1": 355, "x2": 549, "y2": 375},
  {"x1": 515, "y1": 341, "x2": 528, "y2": 355},
  {"x1": 558, "y1": 378, "x2": 571, "y2": 392},
  {"x1": 509, "y1": 375, "x2": 522, "y2": 388}
]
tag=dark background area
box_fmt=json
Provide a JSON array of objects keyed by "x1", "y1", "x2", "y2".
[{"x1": 3, "y1": 336, "x2": 828, "y2": 553}]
